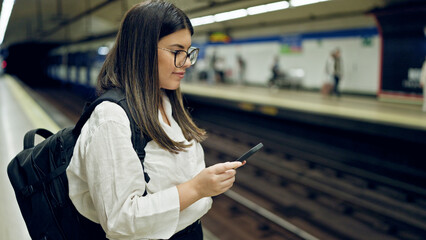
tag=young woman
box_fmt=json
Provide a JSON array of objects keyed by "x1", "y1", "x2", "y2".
[{"x1": 66, "y1": 1, "x2": 243, "y2": 239}]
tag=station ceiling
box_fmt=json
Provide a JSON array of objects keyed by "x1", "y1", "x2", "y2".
[{"x1": 0, "y1": 0, "x2": 420, "y2": 47}]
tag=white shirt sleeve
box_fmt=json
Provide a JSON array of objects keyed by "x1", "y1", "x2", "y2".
[{"x1": 67, "y1": 102, "x2": 180, "y2": 240}]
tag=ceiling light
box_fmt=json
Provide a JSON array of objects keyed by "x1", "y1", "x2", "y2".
[
  {"x1": 191, "y1": 15, "x2": 215, "y2": 27},
  {"x1": 97, "y1": 46, "x2": 109, "y2": 55},
  {"x1": 247, "y1": 5, "x2": 269, "y2": 15},
  {"x1": 247, "y1": 1, "x2": 290, "y2": 15},
  {"x1": 265, "y1": 1, "x2": 290, "y2": 11},
  {"x1": 0, "y1": 0, "x2": 15, "y2": 46},
  {"x1": 189, "y1": 0, "x2": 326, "y2": 27},
  {"x1": 290, "y1": 0, "x2": 329, "y2": 7},
  {"x1": 214, "y1": 9, "x2": 247, "y2": 22}
]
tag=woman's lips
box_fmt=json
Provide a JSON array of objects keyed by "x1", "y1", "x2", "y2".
[{"x1": 174, "y1": 72, "x2": 185, "y2": 78}]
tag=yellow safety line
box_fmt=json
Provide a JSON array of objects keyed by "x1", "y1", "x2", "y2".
[{"x1": 5, "y1": 75, "x2": 61, "y2": 133}]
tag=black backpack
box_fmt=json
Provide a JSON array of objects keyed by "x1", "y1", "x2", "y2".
[{"x1": 7, "y1": 88, "x2": 150, "y2": 240}]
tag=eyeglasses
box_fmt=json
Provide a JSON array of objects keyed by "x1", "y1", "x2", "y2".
[{"x1": 158, "y1": 46, "x2": 199, "y2": 68}]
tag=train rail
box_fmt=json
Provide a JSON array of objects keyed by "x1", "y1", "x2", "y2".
[
  {"x1": 203, "y1": 190, "x2": 316, "y2": 240},
  {"x1": 193, "y1": 104, "x2": 426, "y2": 240}
]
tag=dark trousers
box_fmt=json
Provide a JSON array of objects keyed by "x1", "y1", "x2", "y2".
[
  {"x1": 169, "y1": 220, "x2": 203, "y2": 240},
  {"x1": 333, "y1": 75, "x2": 341, "y2": 96}
]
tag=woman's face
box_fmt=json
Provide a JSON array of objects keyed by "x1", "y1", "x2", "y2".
[{"x1": 157, "y1": 28, "x2": 192, "y2": 90}]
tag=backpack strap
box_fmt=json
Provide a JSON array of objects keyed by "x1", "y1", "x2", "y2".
[
  {"x1": 23, "y1": 128, "x2": 54, "y2": 149},
  {"x1": 73, "y1": 88, "x2": 151, "y2": 183},
  {"x1": 73, "y1": 89, "x2": 124, "y2": 136}
]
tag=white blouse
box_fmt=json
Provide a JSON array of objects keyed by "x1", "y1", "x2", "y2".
[{"x1": 66, "y1": 95, "x2": 212, "y2": 240}]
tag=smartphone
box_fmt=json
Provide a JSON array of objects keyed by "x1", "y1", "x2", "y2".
[{"x1": 236, "y1": 143, "x2": 263, "y2": 162}]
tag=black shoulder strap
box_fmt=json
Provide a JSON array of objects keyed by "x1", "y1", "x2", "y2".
[
  {"x1": 23, "y1": 128, "x2": 54, "y2": 149},
  {"x1": 73, "y1": 88, "x2": 151, "y2": 182},
  {"x1": 73, "y1": 89, "x2": 124, "y2": 135}
]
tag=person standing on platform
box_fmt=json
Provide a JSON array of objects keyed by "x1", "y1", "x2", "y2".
[
  {"x1": 66, "y1": 1, "x2": 244, "y2": 239},
  {"x1": 325, "y1": 48, "x2": 343, "y2": 97},
  {"x1": 214, "y1": 57, "x2": 226, "y2": 83},
  {"x1": 237, "y1": 55, "x2": 246, "y2": 85},
  {"x1": 269, "y1": 56, "x2": 281, "y2": 87},
  {"x1": 420, "y1": 57, "x2": 426, "y2": 112}
]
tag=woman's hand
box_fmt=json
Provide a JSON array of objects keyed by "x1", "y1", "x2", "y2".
[
  {"x1": 193, "y1": 161, "x2": 244, "y2": 198},
  {"x1": 177, "y1": 161, "x2": 244, "y2": 210}
]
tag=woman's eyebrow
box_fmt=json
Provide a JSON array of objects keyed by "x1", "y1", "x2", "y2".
[{"x1": 168, "y1": 43, "x2": 189, "y2": 49}]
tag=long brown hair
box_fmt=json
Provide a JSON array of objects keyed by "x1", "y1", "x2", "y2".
[{"x1": 97, "y1": 0, "x2": 205, "y2": 153}]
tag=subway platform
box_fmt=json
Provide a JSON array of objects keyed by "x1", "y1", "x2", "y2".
[
  {"x1": 1, "y1": 73, "x2": 425, "y2": 239},
  {"x1": 180, "y1": 83, "x2": 426, "y2": 132}
]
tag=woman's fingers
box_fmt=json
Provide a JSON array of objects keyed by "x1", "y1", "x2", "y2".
[
  {"x1": 221, "y1": 176, "x2": 235, "y2": 188},
  {"x1": 236, "y1": 160, "x2": 246, "y2": 169},
  {"x1": 212, "y1": 161, "x2": 243, "y2": 174}
]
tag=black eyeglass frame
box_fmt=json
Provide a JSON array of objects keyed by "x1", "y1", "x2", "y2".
[{"x1": 158, "y1": 47, "x2": 199, "y2": 68}]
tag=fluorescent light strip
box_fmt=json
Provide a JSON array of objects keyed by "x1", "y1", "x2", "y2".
[
  {"x1": 247, "y1": 5, "x2": 269, "y2": 15},
  {"x1": 191, "y1": 15, "x2": 215, "y2": 27},
  {"x1": 0, "y1": 0, "x2": 15, "y2": 45},
  {"x1": 290, "y1": 0, "x2": 328, "y2": 7},
  {"x1": 190, "y1": 0, "x2": 329, "y2": 27},
  {"x1": 266, "y1": 1, "x2": 291, "y2": 12},
  {"x1": 191, "y1": 9, "x2": 248, "y2": 26},
  {"x1": 247, "y1": 1, "x2": 290, "y2": 15},
  {"x1": 214, "y1": 9, "x2": 248, "y2": 22}
]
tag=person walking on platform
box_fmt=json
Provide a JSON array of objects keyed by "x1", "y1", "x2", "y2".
[
  {"x1": 66, "y1": 1, "x2": 244, "y2": 239},
  {"x1": 325, "y1": 48, "x2": 343, "y2": 97},
  {"x1": 421, "y1": 57, "x2": 426, "y2": 112}
]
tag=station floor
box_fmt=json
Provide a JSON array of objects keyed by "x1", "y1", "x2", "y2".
[{"x1": 1, "y1": 74, "x2": 425, "y2": 239}]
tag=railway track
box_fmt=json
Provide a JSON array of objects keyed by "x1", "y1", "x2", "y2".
[
  {"x1": 203, "y1": 191, "x2": 314, "y2": 240},
  {"x1": 201, "y1": 128, "x2": 425, "y2": 239},
  {"x1": 191, "y1": 103, "x2": 426, "y2": 240}
]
